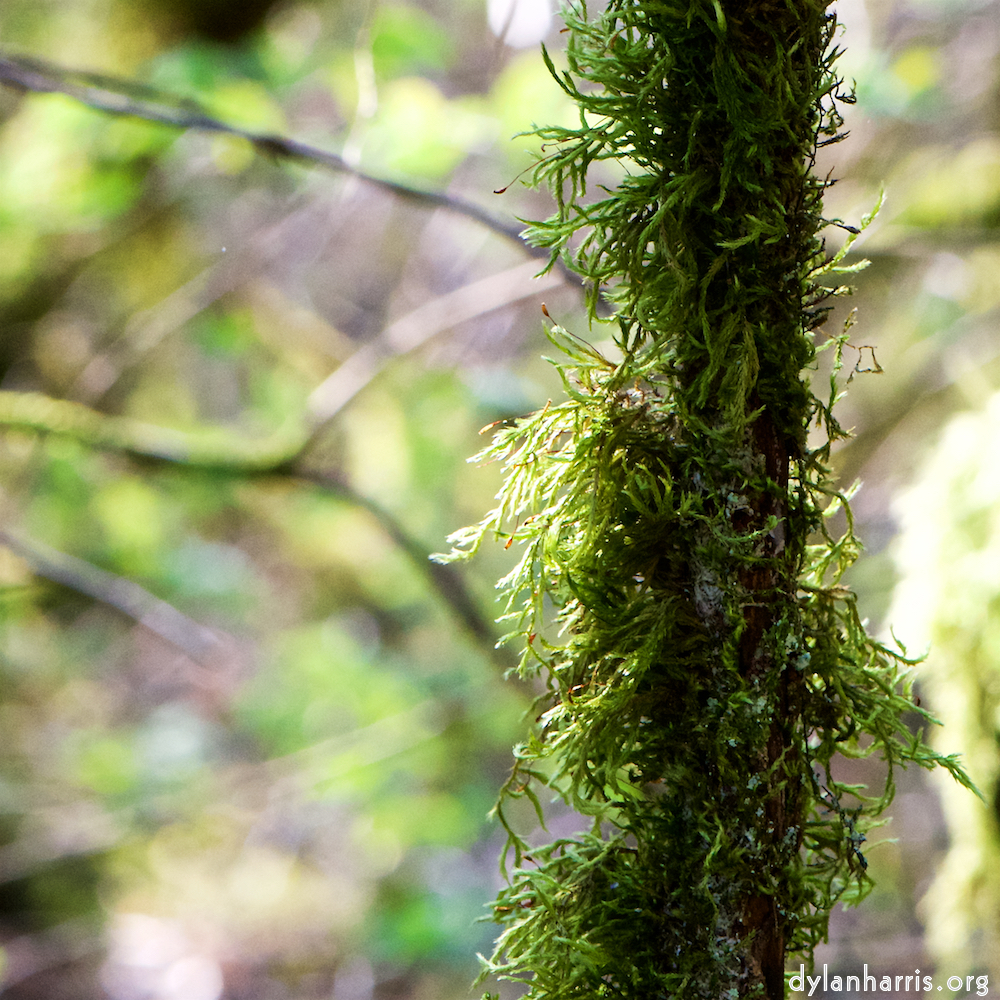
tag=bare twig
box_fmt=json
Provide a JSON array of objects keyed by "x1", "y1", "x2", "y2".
[
  {"x1": 71, "y1": 198, "x2": 344, "y2": 404},
  {"x1": 0, "y1": 256, "x2": 563, "y2": 470},
  {"x1": 0, "y1": 529, "x2": 227, "y2": 665},
  {"x1": 296, "y1": 468, "x2": 506, "y2": 658},
  {"x1": 0, "y1": 256, "x2": 561, "y2": 659},
  {"x1": 0, "y1": 479, "x2": 506, "y2": 670},
  {"x1": 0, "y1": 50, "x2": 580, "y2": 405},
  {"x1": 0, "y1": 54, "x2": 566, "y2": 665},
  {"x1": 305, "y1": 258, "x2": 564, "y2": 442},
  {"x1": 0, "y1": 51, "x2": 565, "y2": 265}
]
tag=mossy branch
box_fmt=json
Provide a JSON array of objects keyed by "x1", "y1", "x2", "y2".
[
  {"x1": 0, "y1": 390, "x2": 306, "y2": 470},
  {"x1": 0, "y1": 391, "x2": 505, "y2": 662},
  {"x1": 439, "y1": 2, "x2": 975, "y2": 997}
]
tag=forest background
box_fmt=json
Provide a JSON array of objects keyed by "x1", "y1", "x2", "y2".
[{"x1": 0, "y1": 0, "x2": 997, "y2": 997}]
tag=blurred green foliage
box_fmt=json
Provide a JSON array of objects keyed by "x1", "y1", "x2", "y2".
[
  {"x1": 0, "y1": 0, "x2": 581, "y2": 996},
  {"x1": 0, "y1": 0, "x2": 997, "y2": 996},
  {"x1": 893, "y1": 396, "x2": 1000, "y2": 979}
]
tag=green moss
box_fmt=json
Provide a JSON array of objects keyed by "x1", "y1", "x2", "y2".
[{"x1": 440, "y1": 1, "x2": 974, "y2": 997}]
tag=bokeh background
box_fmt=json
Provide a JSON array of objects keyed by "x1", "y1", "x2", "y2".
[{"x1": 0, "y1": 0, "x2": 997, "y2": 996}]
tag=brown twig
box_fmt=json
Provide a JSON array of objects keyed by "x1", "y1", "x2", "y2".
[
  {"x1": 0, "y1": 51, "x2": 574, "y2": 273},
  {"x1": 0, "y1": 529, "x2": 227, "y2": 665}
]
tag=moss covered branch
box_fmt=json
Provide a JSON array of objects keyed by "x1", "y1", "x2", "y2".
[
  {"x1": 442, "y1": 2, "x2": 975, "y2": 998},
  {"x1": 0, "y1": 392, "x2": 502, "y2": 661}
]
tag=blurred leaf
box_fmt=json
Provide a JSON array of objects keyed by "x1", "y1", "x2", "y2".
[
  {"x1": 205, "y1": 79, "x2": 287, "y2": 131},
  {"x1": 75, "y1": 733, "x2": 140, "y2": 797},
  {"x1": 364, "y1": 78, "x2": 494, "y2": 180},
  {"x1": 371, "y1": 6, "x2": 455, "y2": 80},
  {"x1": 190, "y1": 310, "x2": 257, "y2": 359},
  {"x1": 892, "y1": 45, "x2": 941, "y2": 95},
  {"x1": 372, "y1": 791, "x2": 480, "y2": 848},
  {"x1": 897, "y1": 139, "x2": 1000, "y2": 228},
  {"x1": 0, "y1": 97, "x2": 145, "y2": 231},
  {"x1": 91, "y1": 476, "x2": 165, "y2": 573}
]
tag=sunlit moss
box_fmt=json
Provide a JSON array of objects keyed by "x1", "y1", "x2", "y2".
[{"x1": 443, "y1": 1, "x2": 974, "y2": 996}]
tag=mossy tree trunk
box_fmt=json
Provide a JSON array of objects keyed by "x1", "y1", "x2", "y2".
[{"x1": 443, "y1": 2, "x2": 973, "y2": 998}]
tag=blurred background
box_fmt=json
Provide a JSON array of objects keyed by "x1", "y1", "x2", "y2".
[{"x1": 0, "y1": 0, "x2": 997, "y2": 996}]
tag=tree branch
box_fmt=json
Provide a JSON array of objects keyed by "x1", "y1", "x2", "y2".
[
  {"x1": 0, "y1": 413, "x2": 508, "y2": 666},
  {"x1": 304, "y1": 259, "x2": 564, "y2": 442},
  {"x1": 296, "y1": 467, "x2": 505, "y2": 658},
  {"x1": 0, "y1": 256, "x2": 563, "y2": 662},
  {"x1": 0, "y1": 529, "x2": 227, "y2": 665},
  {"x1": 0, "y1": 51, "x2": 569, "y2": 271},
  {"x1": 0, "y1": 261, "x2": 561, "y2": 467}
]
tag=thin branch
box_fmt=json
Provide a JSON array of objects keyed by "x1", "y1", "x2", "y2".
[
  {"x1": 0, "y1": 55, "x2": 557, "y2": 667},
  {"x1": 0, "y1": 529, "x2": 227, "y2": 665},
  {"x1": 0, "y1": 390, "x2": 306, "y2": 469},
  {"x1": 0, "y1": 256, "x2": 561, "y2": 660},
  {"x1": 297, "y1": 467, "x2": 507, "y2": 660},
  {"x1": 0, "y1": 51, "x2": 568, "y2": 268},
  {"x1": 0, "y1": 259, "x2": 562, "y2": 469},
  {"x1": 72, "y1": 200, "x2": 340, "y2": 404},
  {"x1": 0, "y1": 454, "x2": 508, "y2": 668},
  {"x1": 305, "y1": 258, "x2": 564, "y2": 444}
]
